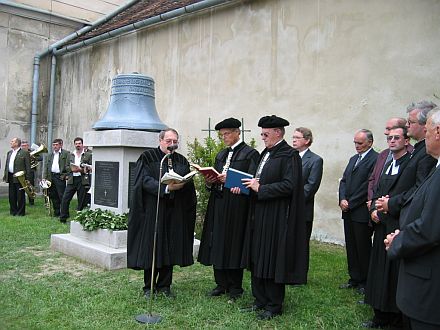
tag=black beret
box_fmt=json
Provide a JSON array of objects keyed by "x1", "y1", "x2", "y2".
[
  {"x1": 258, "y1": 115, "x2": 289, "y2": 128},
  {"x1": 215, "y1": 117, "x2": 241, "y2": 130}
]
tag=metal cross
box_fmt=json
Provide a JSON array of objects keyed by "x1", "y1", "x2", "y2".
[
  {"x1": 240, "y1": 118, "x2": 251, "y2": 142},
  {"x1": 201, "y1": 117, "x2": 216, "y2": 139}
]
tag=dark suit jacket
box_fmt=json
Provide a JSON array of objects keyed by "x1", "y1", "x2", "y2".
[
  {"x1": 45, "y1": 149, "x2": 70, "y2": 181},
  {"x1": 387, "y1": 140, "x2": 436, "y2": 217},
  {"x1": 388, "y1": 166, "x2": 440, "y2": 325},
  {"x1": 339, "y1": 149, "x2": 378, "y2": 222},
  {"x1": 301, "y1": 149, "x2": 323, "y2": 223},
  {"x1": 3, "y1": 148, "x2": 31, "y2": 183}
]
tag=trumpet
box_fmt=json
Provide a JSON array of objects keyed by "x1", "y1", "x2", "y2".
[
  {"x1": 13, "y1": 171, "x2": 36, "y2": 199},
  {"x1": 39, "y1": 179, "x2": 52, "y2": 216},
  {"x1": 30, "y1": 144, "x2": 48, "y2": 169}
]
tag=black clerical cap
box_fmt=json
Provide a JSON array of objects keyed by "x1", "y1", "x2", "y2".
[
  {"x1": 258, "y1": 115, "x2": 289, "y2": 128},
  {"x1": 215, "y1": 117, "x2": 241, "y2": 130}
]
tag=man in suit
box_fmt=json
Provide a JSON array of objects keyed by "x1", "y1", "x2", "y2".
[
  {"x1": 60, "y1": 137, "x2": 92, "y2": 223},
  {"x1": 45, "y1": 138, "x2": 70, "y2": 218},
  {"x1": 376, "y1": 100, "x2": 437, "y2": 216},
  {"x1": 339, "y1": 129, "x2": 378, "y2": 293},
  {"x1": 367, "y1": 117, "x2": 411, "y2": 209},
  {"x1": 3, "y1": 137, "x2": 31, "y2": 216},
  {"x1": 292, "y1": 127, "x2": 323, "y2": 277},
  {"x1": 385, "y1": 108, "x2": 440, "y2": 329}
]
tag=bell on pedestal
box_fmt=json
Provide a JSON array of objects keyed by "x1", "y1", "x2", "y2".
[{"x1": 93, "y1": 73, "x2": 168, "y2": 132}]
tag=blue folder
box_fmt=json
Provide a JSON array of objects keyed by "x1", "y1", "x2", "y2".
[{"x1": 224, "y1": 168, "x2": 253, "y2": 195}]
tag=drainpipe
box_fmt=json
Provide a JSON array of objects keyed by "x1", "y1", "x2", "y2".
[
  {"x1": 54, "y1": 0, "x2": 234, "y2": 56},
  {"x1": 27, "y1": 0, "x2": 141, "y2": 145},
  {"x1": 47, "y1": 55, "x2": 57, "y2": 151}
]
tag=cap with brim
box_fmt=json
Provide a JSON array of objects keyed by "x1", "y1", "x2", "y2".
[{"x1": 215, "y1": 117, "x2": 241, "y2": 130}]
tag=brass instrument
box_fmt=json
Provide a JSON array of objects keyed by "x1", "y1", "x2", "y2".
[
  {"x1": 39, "y1": 179, "x2": 52, "y2": 216},
  {"x1": 30, "y1": 144, "x2": 48, "y2": 169},
  {"x1": 13, "y1": 171, "x2": 36, "y2": 199}
]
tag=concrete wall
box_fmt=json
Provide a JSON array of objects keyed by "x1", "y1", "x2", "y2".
[
  {"x1": 0, "y1": 4, "x2": 82, "y2": 189},
  {"x1": 5, "y1": 0, "x2": 440, "y2": 243}
]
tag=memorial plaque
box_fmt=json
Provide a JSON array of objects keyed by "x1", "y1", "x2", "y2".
[
  {"x1": 94, "y1": 161, "x2": 119, "y2": 207},
  {"x1": 128, "y1": 162, "x2": 136, "y2": 209}
]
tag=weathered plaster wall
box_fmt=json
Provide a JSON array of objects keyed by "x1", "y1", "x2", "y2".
[
  {"x1": 0, "y1": 4, "x2": 82, "y2": 182},
  {"x1": 16, "y1": 0, "x2": 440, "y2": 243}
]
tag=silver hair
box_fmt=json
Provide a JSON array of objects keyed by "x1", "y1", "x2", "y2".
[
  {"x1": 159, "y1": 128, "x2": 179, "y2": 140},
  {"x1": 356, "y1": 129, "x2": 374, "y2": 142},
  {"x1": 406, "y1": 100, "x2": 438, "y2": 125},
  {"x1": 427, "y1": 108, "x2": 440, "y2": 126}
]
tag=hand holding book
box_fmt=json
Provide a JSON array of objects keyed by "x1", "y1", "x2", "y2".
[{"x1": 191, "y1": 163, "x2": 221, "y2": 183}]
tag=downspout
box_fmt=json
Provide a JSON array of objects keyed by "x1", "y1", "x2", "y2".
[
  {"x1": 47, "y1": 55, "x2": 57, "y2": 151},
  {"x1": 27, "y1": 0, "x2": 141, "y2": 145}
]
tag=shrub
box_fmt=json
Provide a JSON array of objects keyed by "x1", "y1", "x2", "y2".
[{"x1": 73, "y1": 208, "x2": 128, "y2": 231}]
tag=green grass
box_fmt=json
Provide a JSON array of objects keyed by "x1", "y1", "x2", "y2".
[{"x1": 0, "y1": 197, "x2": 372, "y2": 329}]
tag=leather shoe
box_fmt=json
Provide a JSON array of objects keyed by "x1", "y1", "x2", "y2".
[
  {"x1": 339, "y1": 282, "x2": 357, "y2": 289},
  {"x1": 358, "y1": 299, "x2": 366, "y2": 304},
  {"x1": 156, "y1": 287, "x2": 175, "y2": 298},
  {"x1": 257, "y1": 310, "x2": 281, "y2": 320},
  {"x1": 357, "y1": 287, "x2": 366, "y2": 295},
  {"x1": 144, "y1": 289, "x2": 151, "y2": 299},
  {"x1": 208, "y1": 287, "x2": 226, "y2": 297},
  {"x1": 239, "y1": 305, "x2": 263, "y2": 313},
  {"x1": 361, "y1": 320, "x2": 384, "y2": 328}
]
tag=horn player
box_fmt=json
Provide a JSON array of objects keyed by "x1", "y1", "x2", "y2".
[
  {"x1": 20, "y1": 140, "x2": 41, "y2": 206},
  {"x1": 2, "y1": 137, "x2": 31, "y2": 216}
]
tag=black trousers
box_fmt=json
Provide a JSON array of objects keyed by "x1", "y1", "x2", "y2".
[
  {"x1": 373, "y1": 309, "x2": 402, "y2": 328},
  {"x1": 8, "y1": 172, "x2": 26, "y2": 216},
  {"x1": 251, "y1": 274, "x2": 285, "y2": 314},
  {"x1": 343, "y1": 218, "x2": 373, "y2": 287},
  {"x1": 402, "y1": 314, "x2": 440, "y2": 330},
  {"x1": 305, "y1": 221, "x2": 313, "y2": 275},
  {"x1": 213, "y1": 268, "x2": 244, "y2": 298},
  {"x1": 49, "y1": 173, "x2": 66, "y2": 216},
  {"x1": 143, "y1": 266, "x2": 173, "y2": 292},
  {"x1": 60, "y1": 176, "x2": 86, "y2": 220}
]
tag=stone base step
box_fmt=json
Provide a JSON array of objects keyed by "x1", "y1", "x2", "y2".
[{"x1": 51, "y1": 233, "x2": 127, "y2": 270}]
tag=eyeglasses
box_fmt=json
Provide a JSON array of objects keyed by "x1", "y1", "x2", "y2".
[
  {"x1": 163, "y1": 139, "x2": 178, "y2": 144},
  {"x1": 387, "y1": 135, "x2": 402, "y2": 141},
  {"x1": 407, "y1": 119, "x2": 418, "y2": 126},
  {"x1": 292, "y1": 136, "x2": 304, "y2": 140},
  {"x1": 260, "y1": 133, "x2": 270, "y2": 138}
]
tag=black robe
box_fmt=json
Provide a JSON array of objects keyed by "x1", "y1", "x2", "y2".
[
  {"x1": 365, "y1": 153, "x2": 413, "y2": 312},
  {"x1": 127, "y1": 147, "x2": 197, "y2": 270},
  {"x1": 241, "y1": 140, "x2": 307, "y2": 284},
  {"x1": 198, "y1": 142, "x2": 259, "y2": 269}
]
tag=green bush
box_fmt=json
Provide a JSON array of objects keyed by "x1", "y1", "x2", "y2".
[{"x1": 73, "y1": 208, "x2": 128, "y2": 231}]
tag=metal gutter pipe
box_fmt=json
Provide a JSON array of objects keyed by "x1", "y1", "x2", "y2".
[
  {"x1": 54, "y1": 0, "x2": 233, "y2": 56},
  {"x1": 28, "y1": 0, "x2": 141, "y2": 145},
  {"x1": 47, "y1": 55, "x2": 56, "y2": 152}
]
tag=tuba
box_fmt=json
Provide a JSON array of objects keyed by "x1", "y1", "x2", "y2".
[
  {"x1": 39, "y1": 179, "x2": 52, "y2": 216},
  {"x1": 30, "y1": 144, "x2": 48, "y2": 169},
  {"x1": 13, "y1": 171, "x2": 36, "y2": 199}
]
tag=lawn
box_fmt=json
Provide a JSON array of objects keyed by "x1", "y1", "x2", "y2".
[{"x1": 0, "y1": 197, "x2": 372, "y2": 329}]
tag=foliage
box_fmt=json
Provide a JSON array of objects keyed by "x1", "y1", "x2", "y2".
[
  {"x1": 0, "y1": 197, "x2": 372, "y2": 329},
  {"x1": 73, "y1": 208, "x2": 128, "y2": 231},
  {"x1": 186, "y1": 134, "x2": 257, "y2": 227}
]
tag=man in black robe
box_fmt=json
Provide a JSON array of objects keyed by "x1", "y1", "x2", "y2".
[
  {"x1": 241, "y1": 115, "x2": 306, "y2": 320},
  {"x1": 198, "y1": 117, "x2": 259, "y2": 302},
  {"x1": 127, "y1": 128, "x2": 197, "y2": 298},
  {"x1": 363, "y1": 126, "x2": 413, "y2": 329}
]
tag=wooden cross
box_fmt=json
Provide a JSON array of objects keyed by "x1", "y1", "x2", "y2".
[
  {"x1": 201, "y1": 117, "x2": 216, "y2": 139},
  {"x1": 240, "y1": 118, "x2": 251, "y2": 142}
]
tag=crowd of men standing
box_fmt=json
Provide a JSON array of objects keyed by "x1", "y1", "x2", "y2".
[{"x1": 2, "y1": 137, "x2": 92, "y2": 222}]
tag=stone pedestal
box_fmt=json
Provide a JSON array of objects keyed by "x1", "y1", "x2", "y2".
[{"x1": 84, "y1": 129, "x2": 158, "y2": 214}]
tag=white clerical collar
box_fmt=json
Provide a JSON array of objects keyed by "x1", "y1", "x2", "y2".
[
  {"x1": 230, "y1": 140, "x2": 241, "y2": 150},
  {"x1": 299, "y1": 148, "x2": 309, "y2": 158}
]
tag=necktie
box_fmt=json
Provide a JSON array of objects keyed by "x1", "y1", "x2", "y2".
[{"x1": 354, "y1": 154, "x2": 362, "y2": 168}]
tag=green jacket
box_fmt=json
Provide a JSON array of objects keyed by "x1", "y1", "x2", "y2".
[
  {"x1": 66, "y1": 150, "x2": 93, "y2": 186},
  {"x1": 45, "y1": 149, "x2": 70, "y2": 181},
  {"x1": 3, "y1": 148, "x2": 31, "y2": 183}
]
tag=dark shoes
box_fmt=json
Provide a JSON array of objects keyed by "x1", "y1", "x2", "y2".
[
  {"x1": 339, "y1": 282, "x2": 358, "y2": 289},
  {"x1": 361, "y1": 320, "x2": 384, "y2": 329},
  {"x1": 144, "y1": 287, "x2": 175, "y2": 299},
  {"x1": 357, "y1": 287, "x2": 366, "y2": 295},
  {"x1": 208, "y1": 287, "x2": 226, "y2": 297},
  {"x1": 257, "y1": 310, "x2": 282, "y2": 320}
]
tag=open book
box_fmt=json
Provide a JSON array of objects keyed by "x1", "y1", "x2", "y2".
[
  {"x1": 191, "y1": 163, "x2": 221, "y2": 182},
  {"x1": 70, "y1": 162, "x2": 82, "y2": 172},
  {"x1": 161, "y1": 170, "x2": 197, "y2": 185},
  {"x1": 224, "y1": 168, "x2": 253, "y2": 195}
]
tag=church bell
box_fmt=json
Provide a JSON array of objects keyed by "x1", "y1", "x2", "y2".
[{"x1": 92, "y1": 73, "x2": 167, "y2": 132}]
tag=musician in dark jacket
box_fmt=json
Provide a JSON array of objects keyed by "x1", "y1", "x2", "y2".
[
  {"x1": 339, "y1": 129, "x2": 378, "y2": 293},
  {"x1": 3, "y1": 137, "x2": 31, "y2": 216},
  {"x1": 292, "y1": 127, "x2": 323, "y2": 277},
  {"x1": 198, "y1": 118, "x2": 259, "y2": 301},
  {"x1": 127, "y1": 128, "x2": 196, "y2": 298},
  {"x1": 241, "y1": 115, "x2": 306, "y2": 320}
]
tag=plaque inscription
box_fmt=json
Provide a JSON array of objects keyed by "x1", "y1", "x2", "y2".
[{"x1": 94, "y1": 161, "x2": 119, "y2": 208}]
